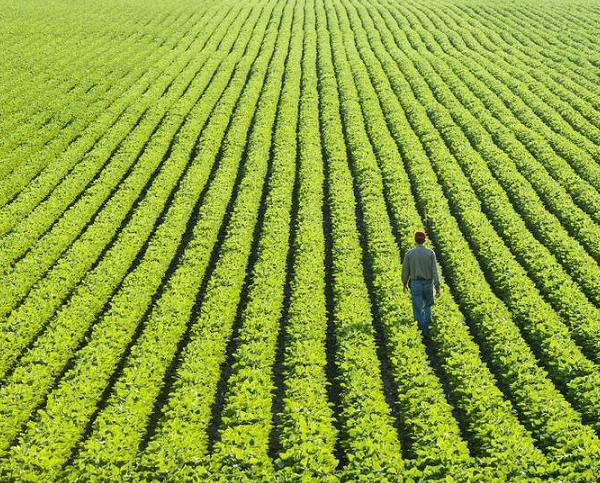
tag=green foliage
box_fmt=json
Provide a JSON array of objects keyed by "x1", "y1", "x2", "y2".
[{"x1": 1, "y1": 0, "x2": 599, "y2": 482}]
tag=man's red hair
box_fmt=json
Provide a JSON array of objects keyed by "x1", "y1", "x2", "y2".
[{"x1": 415, "y1": 231, "x2": 426, "y2": 244}]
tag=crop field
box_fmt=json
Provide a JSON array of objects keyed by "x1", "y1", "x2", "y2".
[{"x1": 1, "y1": 0, "x2": 600, "y2": 481}]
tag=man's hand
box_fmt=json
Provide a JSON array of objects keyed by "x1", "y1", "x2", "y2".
[
  {"x1": 435, "y1": 288, "x2": 441, "y2": 299},
  {"x1": 403, "y1": 284, "x2": 409, "y2": 293}
]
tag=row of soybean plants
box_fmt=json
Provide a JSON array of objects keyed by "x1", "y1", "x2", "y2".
[
  {"x1": 405, "y1": 2, "x2": 600, "y2": 234},
  {"x1": 315, "y1": 0, "x2": 407, "y2": 480},
  {"x1": 0, "y1": 4, "x2": 223, "y2": 321},
  {"x1": 370, "y1": 0, "x2": 600, "y2": 432},
  {"x1": 54, "y1": 0, "x2": 284, "y2": 480},
  {"x1": 456, "y1": 3, "x2": 600, "y2": 155},
  {"x1": 369, "y1": 0, "x2": 600, "y2": 434},
  {"x1": 526, "y1": 3, "x2": 600, "y2": 47},
  {"x1": 0, "y1": 7, "x2": 202, "y2": 213},
  {"x1": 378, "y1": 0, "x2": 590, "y2": 468},
  {"x1": 0, "y1": 6, "x2": 185, "y2": 181},
  {"x1": 274, "y1": 0, "x2": 338, "y2": 479},
  {"x1": 506, "y1": 3, "x2": 600, "y2": 57},
  {"x1": 456, "y1": 19, "x2": 600, "y2": 185},
  {"x1": 446, "y1": 1, "x2": 598, "y2": 82},
  {"x1": 331, "y1": 0, "x2": 556, "y2": 480},
  {"x1": 0, "y1": 24, "x2": 132, "y2": 177},
  {"x1": 0, "y1": 6, "x2": 76, "y2": 110},
  {"x1": 464, "y1": 3, "x2": 600, "y2": 111},
  {"x1": 0, "y1": 5, "x2": 218, "y2": 248},
  {"x1": 389, "y1": 0, "x2": 600, "y2": 364},
  {"x1": 344, "y1": 0, "x2": 600, "y2": 480},
  {"x1": 0, "y1": 1, "x2": 270, "y2": 480},
  {"x1": 0, "y1": 0, "x2": 148, "y2": 107},
  {"x1": 0, "y1": 3, "x2": 242, "y2": 385},
  {"x1": 134, "y1": 0, "x2": 297, "y2": 480},
  {"x1": 205, "y1": 0, "x2": 305, "y2": 479},
  {"x1": 328, "y1": 0, "x2": 556, "y2": 475},
  {"x1": 376, "y1": 0, "x2": 600, "y2": 364}
]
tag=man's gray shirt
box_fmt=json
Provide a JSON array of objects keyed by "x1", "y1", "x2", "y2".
[{"x1": 401, "y1": 245, "x2": 440, "y2": 290}]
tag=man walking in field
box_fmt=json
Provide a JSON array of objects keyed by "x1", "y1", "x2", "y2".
[{"x1": 402, "y1": 231, "x2": 441, "y2": 337}]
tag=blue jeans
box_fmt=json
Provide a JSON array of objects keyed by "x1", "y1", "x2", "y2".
[{"x1": 411, "y1": 279, "x2": 434, "y2": 335}]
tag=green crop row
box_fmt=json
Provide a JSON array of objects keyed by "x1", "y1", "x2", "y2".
[
  {"x1": 446, "y1": 3, "x2": 600, "y2": 154},
  {"x1": 372, "y1": 7, "x2": 600, "y2": 358},
  {"x1": 437, "y1": 2, "x2": 600, "y2": 99},
  {"x1": 274, "y1": 0, "x2": 338, "y2": 480},
  {"x1": 467, "y1": 4, "x2": 600, "y2": 95},
  {"x1": 0, "y1": 1, "x2": 152, "y2": 122},
  {"x1": 431, "y1": 2, "x2": 599, "y2": 86},
  {"x1": 510, "y1": 4, "x2": 599, "y2": 55},
  {"x1": 0, "y1": 10, "x2": 214, "y2": 255},
  {"x1": 315, "y1": 1, "x2": 406, "y2": 480},
  {"x1": 408, "y1": 0, "x2": 600, "y2": 153},
  {"x1": 0, "y1": 2, "x2": 139, "y2": 147},
  {"x1": 399, "y1": 3, "x2": 600, "y2": 230},
  {"x1": 417, "y1": 53, "x2": 600, "y2": 300},
  {"x1": 208, "y1": 0, "x2": 302, "y2": 479},
  {"x1": 414, "y1": 7, "x2": 600, "y2": 231},
  {"x1": 0, "y1": 35, "x2": 136, "y2": 176},
  {"x1": 368, "y1": 0, "x2": 600, "y2": 431},
  {"x1": 443, "y1": 4, "x2": 600, "y2": 153},
  {"x1": 140, "y1": 0, "x2": 290, "y2": 476},
  {"x1": 134, "y1": 0, "x2": 296, "y2": 480}
]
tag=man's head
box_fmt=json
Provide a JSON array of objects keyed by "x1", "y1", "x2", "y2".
[{"x1": 415, "y1": 231, "x2": 426, "y2": 245}]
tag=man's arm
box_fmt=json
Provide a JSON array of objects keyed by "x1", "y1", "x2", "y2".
[
  {"x1": 431, "y1": 250, "x2": 441, "y2": 296},
  {"x1": 401, "y1": 251, "x2": 410, "y2": 289}
]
